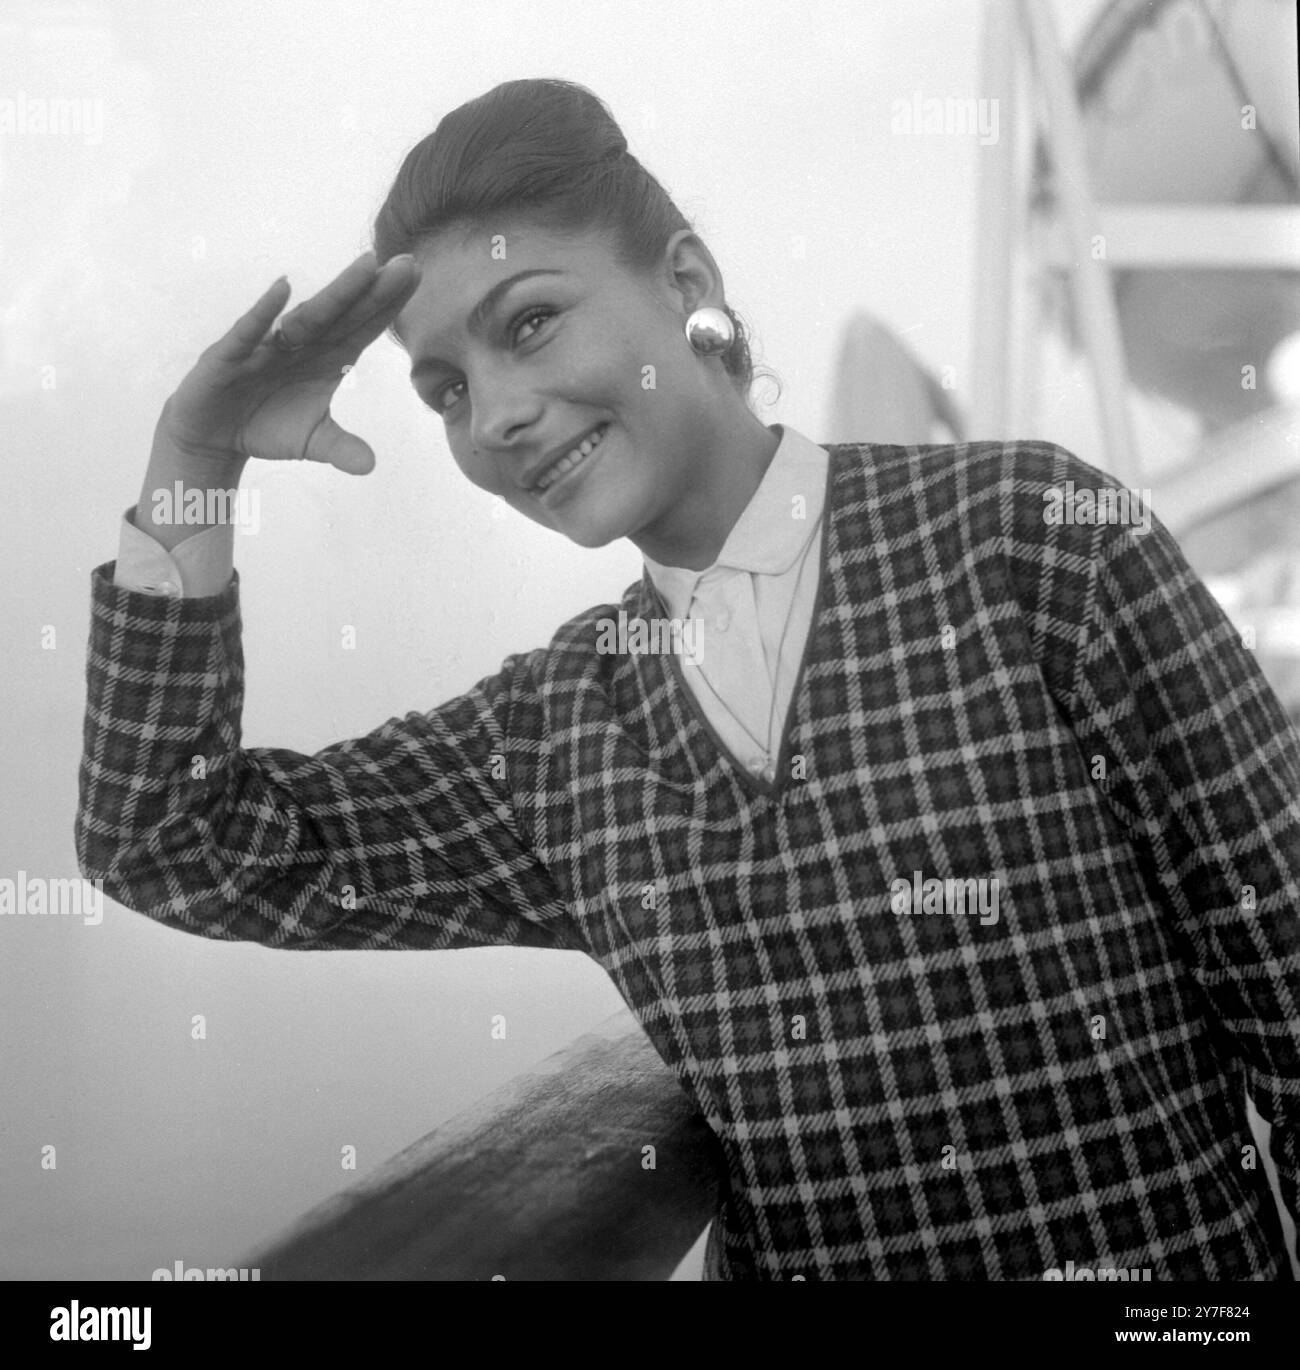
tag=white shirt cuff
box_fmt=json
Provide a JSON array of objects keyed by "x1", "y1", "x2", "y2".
[{"x1": 113, "y1": 506, "x2": 235, "y2": 598}]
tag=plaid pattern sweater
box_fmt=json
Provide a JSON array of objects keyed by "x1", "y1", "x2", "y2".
[{"x1": 77, "y1": 438, "x2": 1300, "y2": 1281}]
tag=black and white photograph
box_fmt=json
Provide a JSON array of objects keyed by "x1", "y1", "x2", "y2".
[{"x1": 2, "y1": 0, "x2": 1298, "y2": 1343}]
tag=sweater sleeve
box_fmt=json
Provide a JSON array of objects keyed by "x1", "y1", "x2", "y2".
[
  {"x1": 1035, "y1": 456, "x2": 1300, "y2": 1254},
  {"x1": 75, "y1": 562, "x2": 580, "y2": 953}
]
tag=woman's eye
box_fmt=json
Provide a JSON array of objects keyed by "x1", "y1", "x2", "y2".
[
  {"x1": 432, "y1": 379, "x2": 465, "y2": 413},
  {"x1": 426, "y1": 308, "x2": 555, "y2": 413},
  {"x1": 510, "y1": 306, "x2": 554, "y2": 344}
]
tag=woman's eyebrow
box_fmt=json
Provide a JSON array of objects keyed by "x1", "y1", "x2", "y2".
[{"x1": 409, "y1": 268, "x2": 566, "y2": 380}]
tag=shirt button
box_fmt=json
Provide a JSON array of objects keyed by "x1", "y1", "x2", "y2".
[
  {"x1": 715, "y1": 612, "x2": 730, "y2": 632},
  {"x1": 156, "y1": 579, "x2": 181, "y2": 597}
]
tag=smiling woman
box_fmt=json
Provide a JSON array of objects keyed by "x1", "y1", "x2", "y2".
[
  {"x1": 388, "y1": 219, "x2": 776, "y2": 561},
  {"x1": 76, "y1": 76, "x2": 1300, "y2": 1283},
  {"x1": 374, "y1": 80, "x2": 779, "y2": 563}
]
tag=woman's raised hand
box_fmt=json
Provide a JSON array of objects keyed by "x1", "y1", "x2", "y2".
[{"x1": 155, "y1": 250, "x2": 420, "y2": 476}]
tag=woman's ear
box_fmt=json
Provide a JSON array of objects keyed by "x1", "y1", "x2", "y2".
[{"x1": 661, "y1": 229, "x2": 725, "y2": 318}]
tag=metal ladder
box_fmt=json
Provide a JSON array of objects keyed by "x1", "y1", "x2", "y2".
[{"x1": 969, "y1": 0, "x2": 1300, "y2": 501}]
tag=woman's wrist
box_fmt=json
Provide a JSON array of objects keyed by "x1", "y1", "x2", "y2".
[{"x1": 135, "y1": 428, "x2": 249, "y2": 551}]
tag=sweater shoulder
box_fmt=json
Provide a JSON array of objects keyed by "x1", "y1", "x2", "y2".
[
  {"x1": 827, "y1": 436, "x2": 1136, "y2": 558},
  {"x1": 824, "y1": 438, "x2": 1115, "y2": 682},
  {"x1": 826, "y1": 435, "x2": 1127, "y2": 508},
  {"x1": 496, "y1": 594, "x2": 631, "y2": 699}
]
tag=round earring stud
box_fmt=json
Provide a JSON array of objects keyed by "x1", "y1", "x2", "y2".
[{"x1": 684, "y1": 306, "x2": 735, "y2": 356}]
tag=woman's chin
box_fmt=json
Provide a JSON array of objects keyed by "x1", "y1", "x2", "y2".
[
  {"x1": 509, "y1": 480, "x2": 641, "y2": 548},
  {"x1": 540, "y1": 491, "x2": 639, "y2": 548},
  {"x1": 555, "y1": 515, "x2": 627, "y2": 549}
]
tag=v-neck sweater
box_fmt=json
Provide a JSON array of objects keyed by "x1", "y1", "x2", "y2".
[{"x1": 77, "y1": 436, "x2": 1300, "y2": 1280}]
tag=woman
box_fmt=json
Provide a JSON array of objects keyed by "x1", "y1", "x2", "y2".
[{"x1": 77, "y1": 78, "x2": 1300, "y2": 1281}]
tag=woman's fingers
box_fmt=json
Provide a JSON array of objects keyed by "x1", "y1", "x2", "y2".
[
  {"x1": 203, "y1": 251, "x2": 417, "y2": 374},
  {"x1": 328, "y1": 257, "x2": 422, "y2": 353},
  {"x1": 208, "y1": 275, "x2": 293, "y2": 363},
  {"x1": 171, "y1": 251, "x2": 421, "y2": 472},
  {"x1": 271, "y1": 249, "x2": 386, "y2": 349},
  {"x1": 284, "y1": 253, "x2": 419, "y2": 359}
]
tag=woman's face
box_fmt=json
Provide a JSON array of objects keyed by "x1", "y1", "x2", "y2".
[{"x1": 392, "y1": 218, "x2": 736, "y2": 554}]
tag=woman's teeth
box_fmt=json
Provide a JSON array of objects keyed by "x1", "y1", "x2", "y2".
[{"x1": 535, "y1": 424, "x2": 607, "y2": 492}]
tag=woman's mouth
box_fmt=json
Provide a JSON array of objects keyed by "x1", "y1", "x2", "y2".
[{"x1": 532, "y1": 423, "x2": 609, "y2": 499}]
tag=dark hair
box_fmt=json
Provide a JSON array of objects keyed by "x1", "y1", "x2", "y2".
[{"x1": 372, "y1": 78, "x2": 777, "y2": 405}]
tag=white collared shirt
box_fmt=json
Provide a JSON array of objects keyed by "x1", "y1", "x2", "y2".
[{"x1": 642, "y1": 424, "x2": 829, "y2": 783}]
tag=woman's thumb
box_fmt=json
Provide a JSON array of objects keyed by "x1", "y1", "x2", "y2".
[{"x1": 305, "y1": 414, "x2": 376, "y2": 475}]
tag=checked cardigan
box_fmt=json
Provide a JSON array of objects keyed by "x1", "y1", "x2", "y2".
[{"x1": 77, "y1": 438, "x2": 1300, "y2": 1280}]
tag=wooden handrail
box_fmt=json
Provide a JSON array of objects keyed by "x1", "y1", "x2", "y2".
[{"x1": 245, "y1": 1008, "x2": 726, "y2": 1280}]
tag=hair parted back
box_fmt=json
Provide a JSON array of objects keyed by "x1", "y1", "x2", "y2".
[{"x1": 373, "y1": 78, "x2": 776, "y2": 404}]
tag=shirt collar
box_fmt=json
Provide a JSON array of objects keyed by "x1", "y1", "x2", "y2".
[{"x1": 642, "y1": 423, "x2": 829, "y2": 616}]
